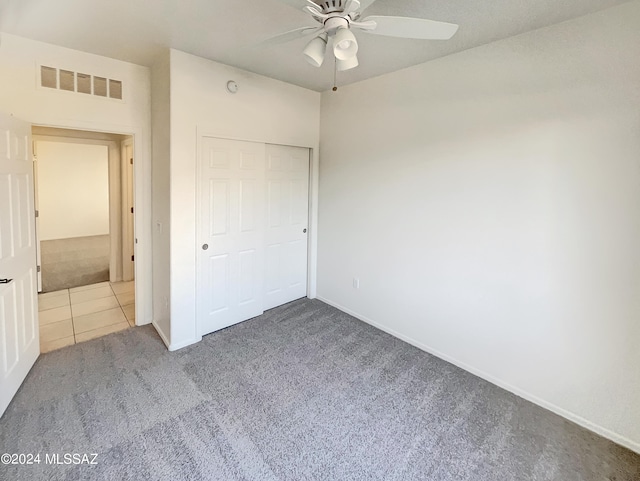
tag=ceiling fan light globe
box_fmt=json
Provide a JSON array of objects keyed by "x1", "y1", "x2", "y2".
[
  {"x1": 303, "y1": 34, "x2": 328, "y2": 67},
  {"x1": 333, "y1": 27, "x2": 358, "y2": 60},
  {"x1": 336, "y1": 55, "x2": 359, "y2": 71}
]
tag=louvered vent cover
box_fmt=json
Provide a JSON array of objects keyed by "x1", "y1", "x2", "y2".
[
  {"x1": 93, "y1": 76, "x2": 107, "y2": 97},
  {"x1": 77, "y1": 73, "x2": 91, "y2": 94},
  {"x1": 40, "y1": 65, "x2": 123, "y2": 100}
]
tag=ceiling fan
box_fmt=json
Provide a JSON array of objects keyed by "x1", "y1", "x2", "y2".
[{"x1": 264, "y1": 0, "x2": 459, "y2": 72}]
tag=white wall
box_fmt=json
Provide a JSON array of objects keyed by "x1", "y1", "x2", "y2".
[
  {"x1": 150, "y1": 51, "x2": 171, "y2": 344},
  {"x1": 317, "y1": 2, "x2": 640, "y2": 452},
  {"x1": 37, "y1": 141, "x2": 109, "y2": 241},
  {"x1": 169, "y1": 50, "x2": 321, "y2": 350},
  {"x1": 0, "y1": 33, "x2": 153, "y2": 325}
]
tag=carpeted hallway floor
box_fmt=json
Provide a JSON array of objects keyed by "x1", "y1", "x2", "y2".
[
  {"x1": 1, "y1": 299, "x2": 638, "y2": 480},
  {"x1": 40, "y1": 235, "x2": 111, "y2": 292}
]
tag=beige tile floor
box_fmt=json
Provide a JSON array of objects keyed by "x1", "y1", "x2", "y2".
[{"x1": 38, "y1": 281, "x2": 135, "y2": 353}]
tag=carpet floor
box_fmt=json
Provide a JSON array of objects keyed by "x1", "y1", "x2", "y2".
[
  {"x1": 1, "y1": 299, "x2": 638, "y2": 481},
  {"x1": 41, "y1": 235, "x2": 110, "y2": 292}
]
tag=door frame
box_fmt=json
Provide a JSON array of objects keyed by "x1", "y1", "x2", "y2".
[
  {"x1": 32, "y1": 134, "x2": 122, "y2": 285},
  {"x1": 194, "y1": 133, "x2": 316, "y2": 336},
  {"x1": 121, "y1": 138, "x2": 135, "y2": 282},
  {"x1": 32, "y1": 121, "x2": 151, "y2": 329},
  {"x1": 32, "y1": 149, "x2": 42, "y2": 292}
]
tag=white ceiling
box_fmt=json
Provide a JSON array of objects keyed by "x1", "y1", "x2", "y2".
[{"x1": 0, "y1": 0, "x2": 629, "y2": 92}]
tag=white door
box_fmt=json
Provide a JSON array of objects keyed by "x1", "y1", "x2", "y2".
[
  {"x1": 264, "y1": 144, "x2": 309, "y2": 310},
  {"x1": 198, "y1": 137, "x2": 266, "y2": 336},
  {"x1": 0, "y1": 113, "x2": 39, "y2": 417}
]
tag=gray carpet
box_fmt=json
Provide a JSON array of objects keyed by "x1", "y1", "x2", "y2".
[
  {"x1": 41, "y1": 235, "x2": 110, "y2": 292},
  {"x1": 1, "y1": 299, "x2": 638, "y2": 481}
]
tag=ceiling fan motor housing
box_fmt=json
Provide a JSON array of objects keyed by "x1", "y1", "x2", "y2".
[
  {"x1": 324, "y1": 16, "x2": 349, "y2": 35},
  {"x1": 316, "y1": 0, "x2": 348, "y2": 14}
]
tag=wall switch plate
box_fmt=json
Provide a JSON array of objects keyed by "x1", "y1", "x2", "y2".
[{"x1": 353, "y1": 278, "x2": 360, "y2": 289}]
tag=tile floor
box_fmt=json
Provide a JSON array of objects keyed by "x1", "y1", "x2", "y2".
[{"x1": 38, "y1": 281, "x2": 135, "y2": 353}]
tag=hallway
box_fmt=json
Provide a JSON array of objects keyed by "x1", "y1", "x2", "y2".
[{"x1": 38, "y1": 281, "x2": 135, "y2": 352}]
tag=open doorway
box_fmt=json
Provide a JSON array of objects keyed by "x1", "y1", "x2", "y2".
[{"x1": 32, "y1": 127, "x2": 136, "y2": 352}]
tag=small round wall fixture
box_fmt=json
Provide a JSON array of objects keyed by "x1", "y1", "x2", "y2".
[{"x1": 226, "y1": 80, "x2": 239, "y2": 94}]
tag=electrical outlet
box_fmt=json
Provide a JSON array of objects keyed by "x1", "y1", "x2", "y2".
[{"x1": 353, "y1": 277, "x2": 360, "y2": 289}]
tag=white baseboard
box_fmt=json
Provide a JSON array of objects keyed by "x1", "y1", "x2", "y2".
[
  {"x1": 151, "y1": 320, "x2": 171, "y2": 349},
  {"x1": 168, "y1": 336, "x2": 201, "y2": 352},
  {"x1": 151, "y1": 320, "x2": 201, "y2": 351},
  {"x1": 316, "y1": 296, "x2": 640, "y2": 455}
]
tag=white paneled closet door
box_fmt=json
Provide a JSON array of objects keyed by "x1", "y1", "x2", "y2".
[
  {"x1": 197, "y1": 138, "x2": 310, "y2": 337},
  {"x1": 198, "y1": 137, "x2": 266, "y2": 336},
  {"x1": 264, "y1": 144, "x2": 309, "y2": 310}
]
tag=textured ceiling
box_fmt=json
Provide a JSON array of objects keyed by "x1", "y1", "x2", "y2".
[{"x1": 0, "y1": 0, "x2": 630, "y2": 91}]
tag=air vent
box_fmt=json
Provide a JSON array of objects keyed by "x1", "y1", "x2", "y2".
[
  {"x1": 93, "y1": 76, "x2": 107, "y2": 97},
  {"x1": 40, "y1": 66, "x2": 57, "y2": 89},
  {"x1": 77, "y1": 73, "x2": 91, "y2": 94},
  {"x1": 39, "y1": 65, "x2": 123, "y2": 100},
  {"x1": 59, "y1": 70, "x2": 75, "y2": 91},
  {"x1": 109, "y1": 80, "x2": 122, "y2": 100}
]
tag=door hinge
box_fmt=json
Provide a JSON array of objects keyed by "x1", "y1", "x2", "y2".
[
  {"x1": 37, "y1": 266, "x2": 41, "y2": 273},
  {"x1": 131, "y1": 255, "x2": 134, "y2": 261},
  {"x1": 130, "y1": 207, "x2": 134, "y2": 214},
  {"x1": 35, "y1": 210, "x2": 39, "y2": 218},
  {"x1": 130, "y1": 158, "x2": 133, "y2": 165}
]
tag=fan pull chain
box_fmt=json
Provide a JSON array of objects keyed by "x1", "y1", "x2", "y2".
[{"x1": 332, "y1": 56, "x2": 338, "y2": 91}]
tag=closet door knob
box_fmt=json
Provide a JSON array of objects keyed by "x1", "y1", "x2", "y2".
[{"x1": 202, "y1": 244, "x2": 209, "y2": 251}]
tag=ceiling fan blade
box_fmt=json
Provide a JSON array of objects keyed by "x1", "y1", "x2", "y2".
[
  {"x1": 358, "y1": 0, "x2": 378, "y2": 12},
  {"x1": 259, "y1": 26, "x2": 323, "y2": 46},
  {"x1": 343, "y1": 0, "x2": 361, "y2": 15},
  {"x1": 304, "y1": 5, "x2": 330, "y2": 20},
  {"x1": 361, "y1": 15, "x2": 459, "y2": 40},
  {"x1": 274, "y1": 0, "x2": 325, "y2": 9}
]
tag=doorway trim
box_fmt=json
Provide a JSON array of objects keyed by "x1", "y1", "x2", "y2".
[
  {"x1": 33, "y1": 120, "x2": 151, "y2": 328},
  {"x1": 121, "y1": 137, "x2": 135, "y2": 282},
  {"x1": 32, "y1": 133, "x2": 123, "y2": 285}
]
